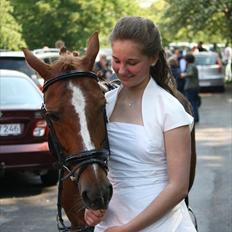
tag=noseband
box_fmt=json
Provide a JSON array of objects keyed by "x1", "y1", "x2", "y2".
[{"x1": 41, "y1": 71, "x2": 110, "y2": 232}]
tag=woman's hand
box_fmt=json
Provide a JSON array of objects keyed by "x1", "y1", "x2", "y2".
[{"x1": 84, "y1": 209, "x2": 106, "y2": 226}]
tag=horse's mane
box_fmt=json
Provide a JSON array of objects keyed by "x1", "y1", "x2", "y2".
[{"x1": 54, "y1": 50, "x2": 82, "y2": 72}]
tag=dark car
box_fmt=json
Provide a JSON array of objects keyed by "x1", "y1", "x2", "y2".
[
  {"x1": 0, "y1": 69, "x2": 58, "y2": 186},
  {"x1": 0, "y1": 51, "x2": 42, "y2": 88},
  {"x1": 0, "y1": 50, "x2": 60, "y2": 89}
]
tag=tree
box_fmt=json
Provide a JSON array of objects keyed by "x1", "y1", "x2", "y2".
[
  {"x1": 139, "y1": 0, "x2": 170, "y2": 46},
  {"x1": 10, "y1": 0, "x2": 140, "y2": 50},
  {"x1": 0, "y1": 0, "x2": 26, "y2": 50},
  {"x1": 162, "y1": 0, "x2": 232, "y2": 43}
]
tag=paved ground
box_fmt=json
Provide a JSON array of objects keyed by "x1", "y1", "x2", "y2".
[
  {"x1": 189, "y1": 85, "x2": 232, "y2": 232},
  {"x1": 0, "y1": 85, "x2": 231, "y2": 232}
]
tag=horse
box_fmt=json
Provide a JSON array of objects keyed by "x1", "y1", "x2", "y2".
[{"x1": 23, "y1": 32, "x2": 113, "y2": 232}]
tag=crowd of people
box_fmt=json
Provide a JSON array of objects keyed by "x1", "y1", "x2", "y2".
[
  {"x1": 167, "y1": 41, "x2": 231, "y2": 123},
  {"x1": 168, "y1": 47, "x2": 201, "y2": 123}
]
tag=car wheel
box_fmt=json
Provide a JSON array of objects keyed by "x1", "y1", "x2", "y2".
[{"x1": 40, "y1": 169, "x2": 58, "y2": 186}]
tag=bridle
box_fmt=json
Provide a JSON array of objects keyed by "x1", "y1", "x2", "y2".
[{"x1": 41, "y1": 70, "x2": 110, "y2": 232}]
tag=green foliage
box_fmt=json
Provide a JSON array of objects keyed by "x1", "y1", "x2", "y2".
[
  {"x1": 162, "y1": 0, "x2": 232, "y2": 44},
  {"x1": 0, "y1": 0, "x2": 26, "y2": 50},
  {"x1": 10, "y1": 0, "x2": 140, "y2": 50},
  {"x1": 4, "y1": 0, "x2": 230, "y2": 51},
  {"x1": 142, "y1": 0, "x2": 170, "y2": 46}
]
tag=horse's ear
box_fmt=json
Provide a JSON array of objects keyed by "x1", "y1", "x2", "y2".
[
  {"x1": 84, "y1": 32, "x2": 99, "y2": 69},
  {"x1": 22, "y1": 48, "x2": 52, "y2": 80}
]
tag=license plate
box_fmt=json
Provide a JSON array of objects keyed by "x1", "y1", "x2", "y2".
[
  {"x1": 200, "y1": 81, "x2": 211, "y2": 86},
  {"x1": 0, "y1": 124, "x2": 22, "y2": 136}
]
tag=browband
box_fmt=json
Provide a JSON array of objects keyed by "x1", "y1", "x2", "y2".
[{"x1": 43, "y1": 71, "x2": 98, "y2": 92}]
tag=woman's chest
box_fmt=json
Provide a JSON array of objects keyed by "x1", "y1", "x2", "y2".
[{"x1": 110, "y1": 97, "x2": 143, "y2": 125}]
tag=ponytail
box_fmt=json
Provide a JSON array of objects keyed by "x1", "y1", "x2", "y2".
[{"x1": 150, "y1": 49, "x2": 177, "y2": 95}]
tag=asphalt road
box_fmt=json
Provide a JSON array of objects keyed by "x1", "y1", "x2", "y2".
[
  {"x1": 189, "y1": 85, "x2": 232, "y2": 232},
  {"x1": 0, "y1": 86, "x2": 231, "y2": 232}
]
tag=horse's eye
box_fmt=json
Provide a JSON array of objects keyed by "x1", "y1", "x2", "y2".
[{"x1": 47, "y1": 112, "x2": 60, "y2": 121}]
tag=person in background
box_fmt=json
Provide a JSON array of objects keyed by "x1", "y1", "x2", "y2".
[
  {"x1": 197, "y1": 41, "x2": 207, "y2": 52},
  {"x1": 169, "y1": 48, "x2": 186, "y2": 93},
  {"x1": 85, "y1": 16, "x2": 196, "y2": 232},
  {"x1": 168, "y1": 57, "x2": 184, "y2": 93},
  {"x1": 181, "y1": 54, "x2": 200, "y2": 123},
  {"x1": 94, "y1": 54, "x2": 113, "y2": 81},
  {"x1": 223, "y1": 42, "x2": 232, "y2": 82},
  {"x1": 55, "y1": 40, "x2": 65, "y2": 49}
]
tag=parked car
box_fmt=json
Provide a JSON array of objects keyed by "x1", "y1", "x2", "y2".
[
  {"x1": 0, "y1": 69, "x2": 58, "y2": 186},
  {"x1": 33, "y1": 48, "x2": 60, "y2": 64},
  {"x1": 33, "y1": 48, "x2": 60, "y2": 86},
  {"x1": 0, "y1": 51, "x2": 42, "y2": 88},
  {"x1": 0, "y1": 49, "x2": 60, "y2": 88},
  {"x1": 194, "y1": 51, "x2": 225, "y2": 92}
]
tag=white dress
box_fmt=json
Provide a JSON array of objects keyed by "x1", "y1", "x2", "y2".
[{"x1": 94, "y1": 79, "x2": 196, "y2": 232}]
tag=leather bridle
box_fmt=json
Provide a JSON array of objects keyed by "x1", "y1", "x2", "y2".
[{"x1": 41, "y1": 70, "x2": 110, "y2": 232}]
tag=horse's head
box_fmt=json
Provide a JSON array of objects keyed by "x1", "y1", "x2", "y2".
[{"x1": 23, "y1": 32, "x2": 112, "y2": 211}]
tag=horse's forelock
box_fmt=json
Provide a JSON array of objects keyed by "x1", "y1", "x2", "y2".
[{"x1": 55, "y1": 55, "x2": 82, "y2": 72}]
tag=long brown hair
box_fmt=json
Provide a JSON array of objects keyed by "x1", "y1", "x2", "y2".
[{"x1": 109, "y1": 16, "x2": 176, "y2": 95}]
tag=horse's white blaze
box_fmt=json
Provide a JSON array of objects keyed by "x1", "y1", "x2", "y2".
[{"x1": 69, "y1": 83, "x2": 95, "y2": 150}]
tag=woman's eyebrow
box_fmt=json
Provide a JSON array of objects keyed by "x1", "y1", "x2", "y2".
[{"x1": 112, "y1": 56, "x2": 139, "y2": 62}]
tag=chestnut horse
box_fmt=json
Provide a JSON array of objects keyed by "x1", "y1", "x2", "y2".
[{"x1": 23, "y1": 32, "x2": 112, "y2": 231}]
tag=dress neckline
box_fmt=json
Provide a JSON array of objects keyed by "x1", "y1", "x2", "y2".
[{"x1": 108, "y1": 121, "x2": 144, "y2": 127}]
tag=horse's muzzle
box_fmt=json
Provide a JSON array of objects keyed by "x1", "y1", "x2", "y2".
[{"x1": 81, "y1": 180, "x2": 113, "y2": 210}]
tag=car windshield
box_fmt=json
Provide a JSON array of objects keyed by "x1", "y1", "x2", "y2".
[
  {"x1": 0, "y1": 57, "x2": 35, "y2": 77},
  {"x1": 0, "y1": 76, "x2": 42, "y2": 108},
  {"x1": 195, "y1": 55, "x2": 217, "y2": 65}
]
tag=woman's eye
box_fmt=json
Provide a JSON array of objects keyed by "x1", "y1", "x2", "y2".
[
  {"x1": 113, "y1": 60, "x2": 120, "y2": 64},
  {"x1": 127, "y1": 60, "x2": 139, "y2": 66}
]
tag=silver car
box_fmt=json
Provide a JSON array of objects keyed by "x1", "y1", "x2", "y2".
[{"x1": 194, "y1": 51, "x2": 225, "y2": 92}]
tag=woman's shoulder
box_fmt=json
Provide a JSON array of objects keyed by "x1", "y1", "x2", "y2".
[
  {"x1": 144, "y1": 80, "x2": 193, "y2": 129},
  {"x1": 151, "y1": 82, "x2": 182, "y2": 107}
]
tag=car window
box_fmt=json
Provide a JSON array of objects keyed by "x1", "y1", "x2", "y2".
[
  {"x1": 0, "y1": 77, "x2": 42, "y2": 107},
  {"x1": 0, "y1": 58, "x2": 35, "y2": 77},
  {"x1": 42, "y1": 56, "x2": 59, "y2": 64},
  {"x1": 195, "y1": 55, "x2": 217, "y2": 65}
]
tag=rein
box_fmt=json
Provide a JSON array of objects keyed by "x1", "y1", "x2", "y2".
[{"x1": 41, "y1": 70, "x2": 110, "y2": 232}]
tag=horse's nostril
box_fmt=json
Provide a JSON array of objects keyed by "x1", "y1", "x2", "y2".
[
  {"x1": 82, "y1": 190, "x2": 90, "y2": 205},
  {"x1": 81, "y1": 183, "x2": 113, "y2": 209}
]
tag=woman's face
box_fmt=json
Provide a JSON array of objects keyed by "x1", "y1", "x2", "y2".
[{"x1": 111, "y1": 40, "x2": 156, "y2": 88}]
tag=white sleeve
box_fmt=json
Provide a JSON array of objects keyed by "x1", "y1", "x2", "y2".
[{"x1": 160, "y1": 94, "x2": 194, "y2": 132}]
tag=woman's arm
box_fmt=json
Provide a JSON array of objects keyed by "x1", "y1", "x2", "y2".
[
  {"x1": 181, "y1": 65, "x2": 193, "y2": 78},
  {"x1": 85, "y1": 125, "x2": 192, "y2": 232},
  {"x1": 116, "y1": 125, "x2": 192, "y2": 232}
]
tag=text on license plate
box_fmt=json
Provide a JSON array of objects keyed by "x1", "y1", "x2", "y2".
[{"x1": 0, "y1": 124, "x2": 22, "y2": 136}]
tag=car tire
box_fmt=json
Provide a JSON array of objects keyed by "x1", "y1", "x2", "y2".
[
  {"x1": 217, "y1": 86, "x2": 225, "y2": 93},
  {"x1": 40, "y1": 169, "x2": 58, "y2": 186}
]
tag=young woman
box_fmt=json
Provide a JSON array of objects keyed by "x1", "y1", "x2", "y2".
[{"x1": 85, "y1": 16, "x2": 197, "y2": 232}]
